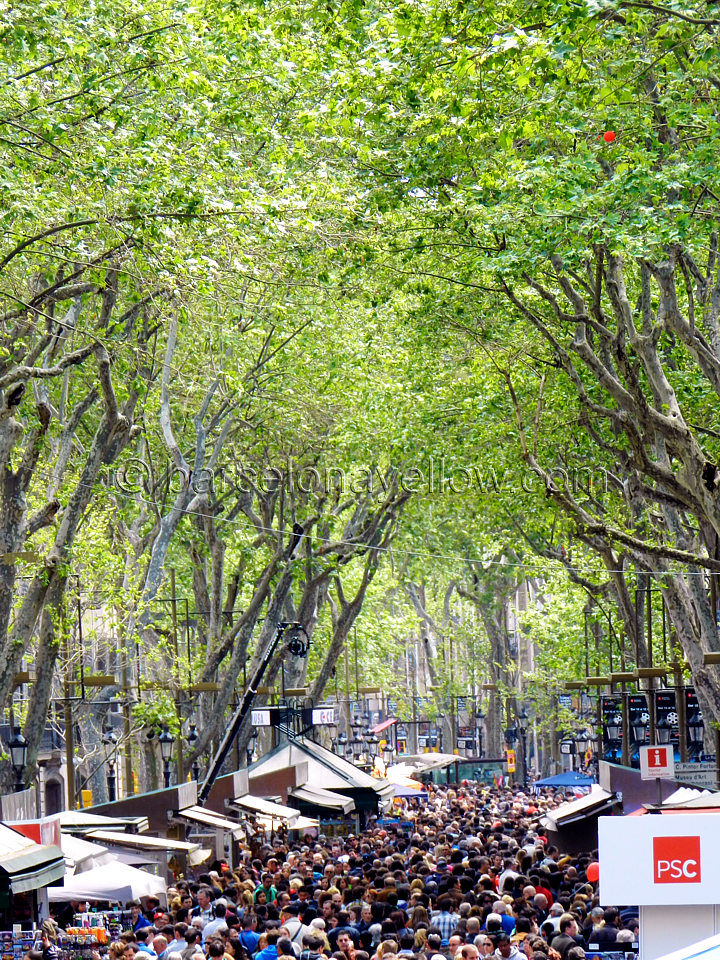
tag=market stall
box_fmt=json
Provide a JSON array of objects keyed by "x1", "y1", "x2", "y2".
[
  {"x1": 46, "y1": 861, "x2": 166, "y2": 903},
  {"x1": 0, "y1": 823, "x2": 64, "y2": 928}
]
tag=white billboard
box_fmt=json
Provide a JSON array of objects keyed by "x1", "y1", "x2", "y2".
[{"x1": 599, "y1": 813, "x2": 720, "y2": 905}]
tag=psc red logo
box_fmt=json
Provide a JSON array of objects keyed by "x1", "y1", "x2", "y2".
[{"x1": 653, "y1": 836, "x2": 701, "y2": 884}]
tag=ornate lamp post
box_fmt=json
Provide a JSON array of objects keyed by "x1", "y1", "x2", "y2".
[
  {"x1": 246, "y1": 727, "x2": 258, "y2": 766},
  {"x1": 656, "y1": 715, "x2": 672, "y2": 745},
  {"x1": 187, "y1": 723, "x2": 200, "y2": 781},
  {"x1": 687, "y1": 709, "x2": 704, "y2": 758},
  {"x1": 158, "y1": 726, "x2": 175, "y2": 789},
  {"x1": 631, "y1": 718, "x2": 648, "y2": 746},
  {"x1": 102, "y1": 729, "x2": 118, "y2": 801},
  {"x1": 9, "y1": 727, "x2": 27, "y2": 793}
]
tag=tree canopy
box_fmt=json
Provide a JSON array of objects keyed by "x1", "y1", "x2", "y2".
[{"x1": 3, "y1": 0, "x2": 720, "y2": 792}]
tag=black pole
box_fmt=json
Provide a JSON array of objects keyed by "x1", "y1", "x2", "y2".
[
  {"x1": 198, "y1": 622, "x2": 301, "y2": 803},
  {"x1": 163, "y1": 760, "x2": 172, "y2": 790},
  {"x1": 107, "y1": 764, "x2": 116, "y2": 802}
]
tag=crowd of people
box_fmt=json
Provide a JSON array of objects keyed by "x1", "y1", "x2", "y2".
[{"x1": 51, "y1": 784, "x2": 638, "y2": 960}]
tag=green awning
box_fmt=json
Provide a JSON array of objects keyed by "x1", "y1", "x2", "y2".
[{"x1": 0, "y1": 844, "x2": 65, "y2": 893}]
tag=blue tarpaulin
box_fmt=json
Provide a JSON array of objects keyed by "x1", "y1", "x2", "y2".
[{"x1": 532, "y1": 771, "x2": 594, "y2": 788}]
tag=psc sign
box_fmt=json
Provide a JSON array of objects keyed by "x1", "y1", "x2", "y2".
[
  {"x1": 653, "y1": 836, "x2": 701, "y2": 884},
  {"x1": 506, "y1": 749, "x2": 516, "y2": 773}
]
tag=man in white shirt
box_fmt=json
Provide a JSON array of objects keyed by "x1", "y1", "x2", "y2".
[{"x1": 202, "y1": 903, "x2": 228, "y2": 943}]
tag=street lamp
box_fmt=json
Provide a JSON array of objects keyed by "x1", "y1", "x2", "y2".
[
  {"x1": 247, "y1": 727, "x2": 258, "y2": 766},
  {"x1": 517, "y1": 713, "x2": 529, "y2": 784},
  {"x1": 102, "y1": 729, "x2": 118, "y2": 802},
  {"x1": 575, "y1": 730, "x2": 589, "y2": 754},
  {"x1": 687, "y1": 709, "x2": 704, "y2": 757},
  {"x1": 186, "y1": 723, "x2": 200, "y2": 781},
  {"x1": 606, "y1": 718, "x2": 621, "y2": 742},
  {"x1": 475, "y1": 709, "x2": 485, "y2": 757},
  {"x1": 382, "y1": 742, "x2": 394, "y2": 766},
  {"x1": 656, "y1": 716, "x2": 672, "y2": 745},
  {"x1": 158, "y1": 726, "x2": 175, "y2": 788},
  {"x1": 631, "y1": 719, "x2": 648, "y2": 745},
  {"x1": 9, "y1": 727, "x2": 27, "y2": 793}
]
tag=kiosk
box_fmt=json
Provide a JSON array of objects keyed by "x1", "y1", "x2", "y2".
[{"x1": 599, "y1": 813, "x2": 720, "y2": 960}]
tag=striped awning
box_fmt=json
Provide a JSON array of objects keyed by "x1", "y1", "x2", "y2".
[
  {"x1": 0, "y1": 844, "x2": 65, "y2": 893},
  {"x1": 371, "y1": 718, "x2": 397, "y2": 734}
]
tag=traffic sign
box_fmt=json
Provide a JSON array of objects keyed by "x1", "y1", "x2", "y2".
[
  {"x1": 640, "y1": 744, "x2": 675, "y2": 780},
  {"x1": 506, "y1": 749, "x2": 516, "y2": 773}
]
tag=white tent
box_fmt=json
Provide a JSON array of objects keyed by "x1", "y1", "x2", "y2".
[
  {"x1": 60, "y1": 834, "x2": 113, "y2": 874},
  {"x1": 46, "y1": 861, "x2": 166, "y2": 902}
]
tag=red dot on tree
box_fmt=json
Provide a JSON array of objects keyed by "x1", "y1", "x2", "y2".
[{"x1": 603, "y1": 130, "x2": 616, "y2": 142}]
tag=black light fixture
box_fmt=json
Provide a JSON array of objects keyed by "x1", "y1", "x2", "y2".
[
  {"x1": 606, "y1": 718, "x2": 621, "y2": 742},
  {"x1": 382, "y1": 742, "x2": 394, "y2": 765},
  {"x1": 505, "y1": 725, "x2": 518, "y2": 747},
  {"x1": 9, "y1": 727, "x2": 28, "y2": 793},
  {"x1": 656, "y1": 716, "x2": 672, "y2": 745},
  {"x1": 351, "y1": 734, "x2": 363, "y2": 760},
  {"x1": 687, "y1": 709, "x2": 704, "y2": 755},
  {"x1": 186, "y1": 722, "x2": 200, "y2": 781},
  {"x1": 102, "y1": 729, "x2": 118, "y2": 802},
  {"x1": 247, "y1": 727, "x2": 258, "y2": 766},
  {"x1": 631, "y1": 719, "x2": 648, "y2": 744},
  {"x1": 158, "y1": 726, "x2": 175, "y2": 788},
  {"x1": 575, "y1": 730, "x2": 589, "y2": 753}
]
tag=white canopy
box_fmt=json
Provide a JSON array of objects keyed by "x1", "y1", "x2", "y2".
[
  {"x1": 288, "y1": 816, "x2": 319, "y2": 832},
  {"x1": 289, "y1": 785, "x2": 355, "y2": 814},
  {"x1": 233, "y1": 795, "x2": 300, "y2": 822},
  {"x1": 59, "y1": 834, "x2": 113, "y2": 874},
  {"x1": 87, "y1": 830, "x2": 199, "y2": 852},
  {"x1": 58, "y1": 810, "x2": 149, "y2": 834},
  {"x1": 394, "y1": 753, "x2": 458, "y2": 773},
  {"x1": 177, "y1": 805, "x2": 245, "y2": 839},
  {"x1": 540, "y1": 786, "x2": 616, "y2": 828},
  {"x1": 47, "y1": 861, "x2": 166, "y2": 902},
  {"x1": 249, "y1": 738, "x2": 394, "y2": 796}
]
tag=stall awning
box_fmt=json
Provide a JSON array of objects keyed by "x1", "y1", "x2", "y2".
[
  {"x1": 232, "y1": 794, "x2": 299, "y2": 822},
  {"x1": 60, "y1": 834, "x2": 112, "y2": 874},
  {"x1": 0, "y1": 844, "x2": 65, "y2": 894},
  {"x1": 289, "y1": 785, "x2": 355, "y2": 814},
  {"x1": 58, "y1": 810, "x2": 150, "y2": 834},
  {"x1": 371, "y1": 718, "x2": 397, "y2": 735},
  {"x1": 540, "y1": 788, "x2": 617, "y2": 827},
  {"x1": 176, "y1": 805, "x2": 245, "y2": 839},
  {"x1": 47, "y1": 861, "x2": 166, "y2": 902},
  {"x1": 87, "y1": 830, "x2": 199, "y2": 852}
]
